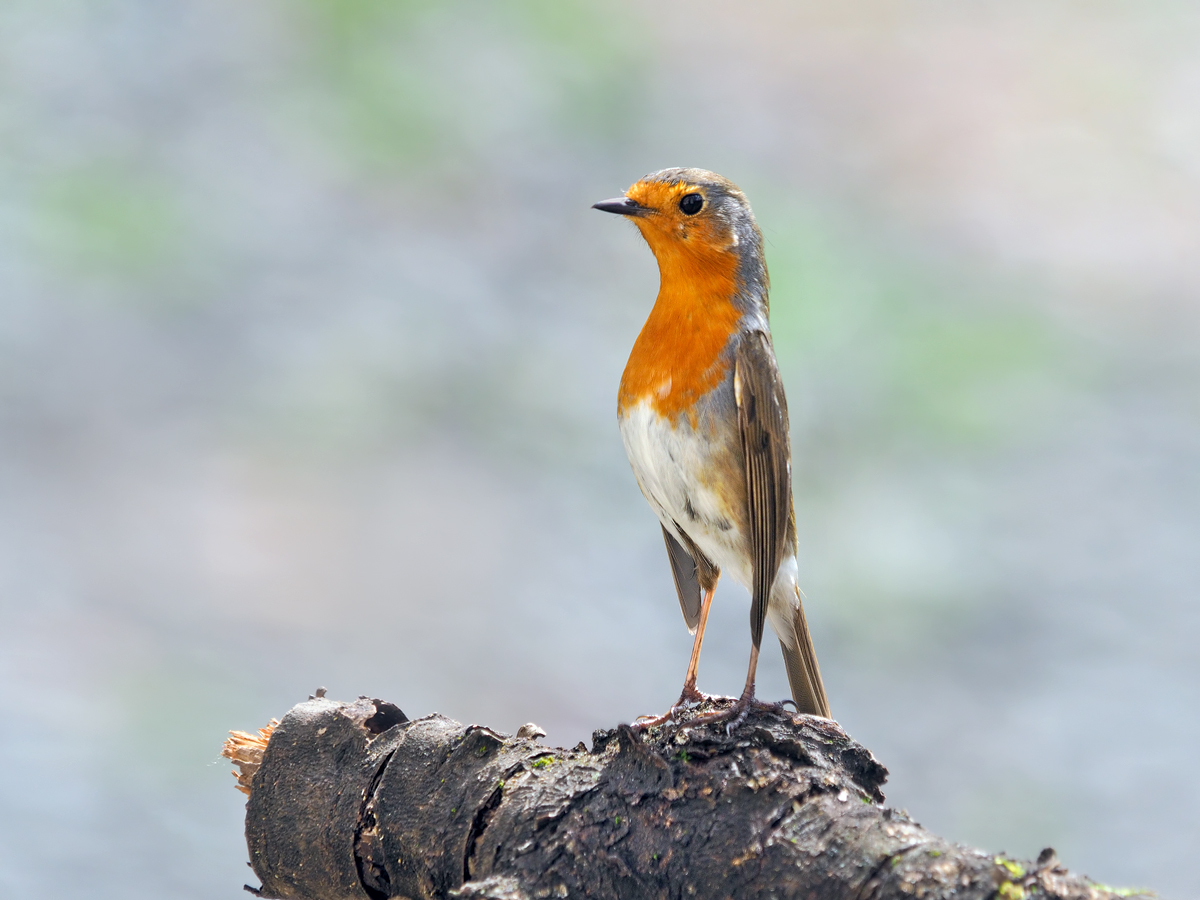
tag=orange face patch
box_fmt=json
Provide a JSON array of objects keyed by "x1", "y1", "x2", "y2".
[
  {"x1": 618, "y1": 178, "x2": 744, "y2": 424},
  {"x1": 624, "y1": 180, "x2": 737, "y2": 255}
]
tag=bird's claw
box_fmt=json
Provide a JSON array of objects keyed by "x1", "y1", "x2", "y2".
[
  {"x1": 682, "y1": 692, "x2": 788, "y2": 734},
  {"x1": 632, "y1": 686, "x2": 719, "y2": 731}
]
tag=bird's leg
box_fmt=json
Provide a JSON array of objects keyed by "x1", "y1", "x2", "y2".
[
  {"x1": 679, "y1": 585, "x2": 716, "y2": 702},
  {"x1": 724, "y1": 643, "x2": 764, "y2": 731},
  {"x1": 681, "y1": 641, "x2": 788, "y2": 733},
  {"x1": 633, "y1": 586, "x2": 716, "y2": 730}
]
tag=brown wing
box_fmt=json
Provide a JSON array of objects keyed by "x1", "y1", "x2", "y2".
[
  {"x1": 662, "y1": 524, "x2": 719, "y2": 634},
  {"x1": 734, "y1": 331, "x2": 792, "y2": 649}
]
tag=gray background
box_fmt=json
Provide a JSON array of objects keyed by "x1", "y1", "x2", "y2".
[{"x1": 1, "y1": 1, "x2": 1197, "y2": 897}]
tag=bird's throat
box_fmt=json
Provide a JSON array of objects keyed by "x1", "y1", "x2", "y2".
[{"x1": 618, "y1": 242, "x2": 743, "y2": 425}]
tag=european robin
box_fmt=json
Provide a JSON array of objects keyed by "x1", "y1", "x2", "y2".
[{"x1": 594, "y1": 168, "x2": 831, "y2": 727}]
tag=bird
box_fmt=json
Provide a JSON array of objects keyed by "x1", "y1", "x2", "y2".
[{"x1": 593, "y1": 168, "x2": 831, "y2": 727}]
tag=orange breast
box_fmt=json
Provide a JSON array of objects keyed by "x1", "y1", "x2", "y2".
[{"x1": 618, "y1": 236, "x2": 743, "y2": 425}]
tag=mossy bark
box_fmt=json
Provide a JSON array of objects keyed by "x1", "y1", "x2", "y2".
[{"x1": 232, "y1": 696, "x2": 1142, "y2": 900}]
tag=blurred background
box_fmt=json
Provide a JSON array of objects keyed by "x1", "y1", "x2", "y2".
[{"x1": 1, "y1": 0, "x2": 1197, "y2": 896}]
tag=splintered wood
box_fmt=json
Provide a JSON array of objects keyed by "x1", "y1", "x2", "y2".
[{"x1": 222, "y1": 720, "x2": 278, "y2": 796}]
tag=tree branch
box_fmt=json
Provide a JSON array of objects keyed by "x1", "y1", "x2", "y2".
[{"x1": 222, "y1": 695, "x2": 1150, "y2": 900}]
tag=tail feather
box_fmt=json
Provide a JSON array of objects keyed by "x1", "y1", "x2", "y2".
[{"x1": 780, "y1": 589, "x2": 830, "y2": 718}]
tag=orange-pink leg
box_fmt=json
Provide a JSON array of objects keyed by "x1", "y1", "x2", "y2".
[
  {"x1": 685, "y1": 641, "x2": 787, "y2": 733},
  {"x1": 680, "y1": 585, "x2": 716, "y2": 700},
  {"x1": 634, "y1": 586, "x2": 716, "y2": 729}
]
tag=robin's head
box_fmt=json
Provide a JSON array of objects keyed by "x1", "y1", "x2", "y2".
[{"x1": 593, "y1": 168, "x2": 767, "y2": 304}]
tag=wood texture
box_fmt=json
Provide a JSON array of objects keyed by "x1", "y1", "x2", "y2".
[{"x1": 227, "y1": 695, "x2": 1144, "y2": 900}]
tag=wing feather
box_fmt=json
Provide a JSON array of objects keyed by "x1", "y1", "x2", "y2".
[
  {"x1": 734, "y1": 331, "x2": 792, "y2": 648},
  {"x1": 662, "y1": 525, "x2": 702, "y2": 631},
  {"x1": 661, "y1": 524, "x2": 719, "y2": 633}
]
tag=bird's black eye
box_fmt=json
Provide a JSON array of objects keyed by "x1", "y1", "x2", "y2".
[{"x1": 679, "y1": 193, "x2": 703, "y2": 216}]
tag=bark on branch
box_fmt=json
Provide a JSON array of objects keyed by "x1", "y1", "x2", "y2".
[{"x1": 222, "y1": 695, "x2": 1149, "y2": 900}]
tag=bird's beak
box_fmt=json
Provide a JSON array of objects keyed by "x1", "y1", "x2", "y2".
[{"x1": 592, "y1": 196, "x2": 649, "y2": 217}]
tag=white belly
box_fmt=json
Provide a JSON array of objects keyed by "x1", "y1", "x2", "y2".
[
  {"x1": 618, "y1": 398, "x2": 803, "y2": 646},
  {"x1": 618, "y1": 399, "x2": 748, "y2": 584}
]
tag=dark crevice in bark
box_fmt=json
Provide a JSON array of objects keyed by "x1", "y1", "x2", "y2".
[
  {"x1": 362, "y1": 700, "x2": 407, "y2": 735},
  {"x1": 855, "y1": 843, "x2": 922, "y2": 900},
  {"x1": 464, "y1": 762, "x2": 527, "y2": 882},
  {"x1": 463, "y1": 784, "x2": 505, "y2": 883},
  {"x1": 354, "y1": 749, "x2": 396, "y2": 900}
]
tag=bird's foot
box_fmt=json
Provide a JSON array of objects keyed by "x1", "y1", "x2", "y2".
[
  {"x1": 677, "y1": 683, "x2": 708, "y2": 706},
  {"x1": 677, "y1": 687, "x2": 787, "y2": 735},
  {"x1": 631, "y1": 684, "x2": 714, "y2": 731}
]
